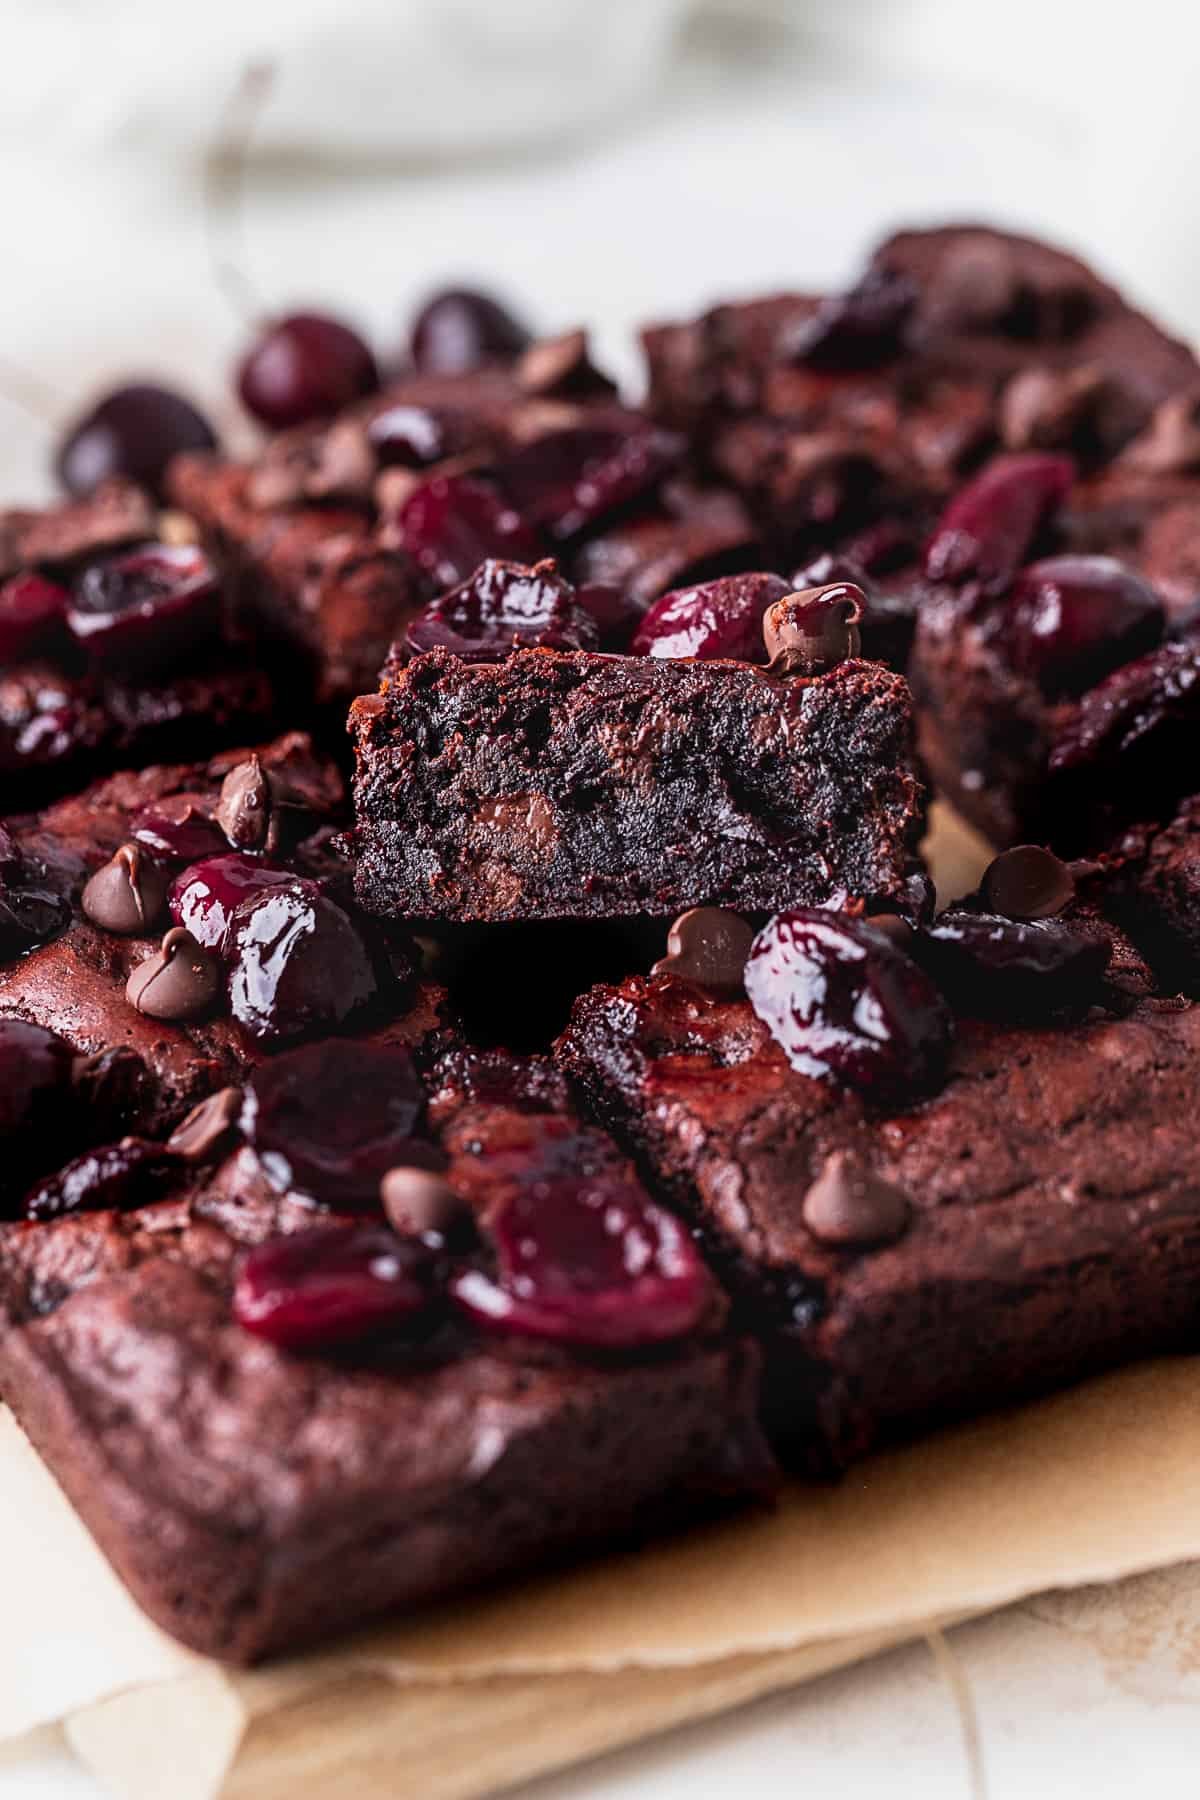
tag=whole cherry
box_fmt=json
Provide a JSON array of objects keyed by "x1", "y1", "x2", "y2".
[
  {"x1": 237, "y1": 312, "x2": 379, "y2": 430},
  {"x1": 55, "y1": 383, "x2": 218, "y2": 500}
]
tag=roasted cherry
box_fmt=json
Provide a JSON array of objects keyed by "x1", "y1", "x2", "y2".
[
  {"x1": 240, "y1": 1039, "x2": 441, "y2": 1208},
  {"x1": 130, "y1": 794, "x2": 228, "y2": 862},
  {"x1": 226, "y1": 880, "x2": 379, "y2": 1042},
  {"x1": 913, "y1": 911, "x2": 1111, "y2": 1016},
  {"x1": 24, "y1": 1137, "x2": 180, "y2": 1222},
  {"x1": 66, "y1": 544, "x2": 221, "y2": 675},
  {"x1": 237, "y1": 312, "x2": 379, "y2": 430},
  {"x1": 632, "y1": 572, "x2": 789, "y2": 662},
  {"x1": 0, "y1": 574, "x2": 68, "y2": 664},
  {"x1": 923, "y1": 452, "x2": 1075, "y2": 594},
  {"x1": 1049, "y1": 637, "x2": 1200, "y2": 776},
  {"x1": 1004, "y1": 555, "x2": 1164, "y2": 698},
  {"x1": 234, "y1": 1222, "x2": 441, "y2": 1350},
  {"x1": 55, "y1": 383, "x2": 218, "y2": 500},
  {"x1": 409, "y1": 287, "x2": 532, "y2": 374},
  {"x1": 451, "y1": 1121, "x2": 714, "y2": 1349},
  {"x1": 170, "y1": 854, "x2": 294, "y2": 951},
  {"x1": 496, "y1": 420, "x2": 685, "y2": 541},
  {"x1": 405, "y1": 557, "x2": 598, "y2": 661},
  {"x1": 745, "y1": 910, "x2": 953, "y2": 1097},
  {"x1": 394, "y1": 475, "x2": 543, "y2": 593}
]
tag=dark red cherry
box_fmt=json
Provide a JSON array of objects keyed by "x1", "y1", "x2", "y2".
[
  {"x1": 24, "y1": 1137, "x2": 180, "y2": 1222},
  {"x1": 451, "y1": 1124, "x2": 713, "y2": 1349},
  {"x1": 234, "y1": 1222, "x2": 440, "y2": 1349},
  {"x1": 367, "y1": 403, "x2": 450, "y2": 468},
  {"x1": 169, "y1": 854, "x2": 294, "y2": 951},
  {"x1": 237, "y1": 312, "x2": 379, "y2": 430},
  {"x1": 785, "y1": 265, "x2": 916, "y2": 370},
  {"x1": 496, "y1": 420, "x2": 686, "y2": 541},
  {"x1": 409, "y1": 288, "x2": 532, "y2": 374},
  {"x1": 55, "y1": 383, "x2": 218, "y2": 500},
  {"x1": 0, "y1": 1020, "x2": 73, "y2": 1139},
  {"x1": 914, "y1": 911, "x2": 1110, "y2": 1016},
  {"x1": 394, "y1": 475, "x2": 543, "y2": 592},
  {"x1": 1004, "y1": 555, "x2": 1164, "y2": 698},
  {"x1": 65, "y1": 544, "x2": 220, "y2": 675},
  {"x1": 632, "y1": 572, "x2": 789, "y2": 662},
  {"x1": 241, "y1": 1039, "x2": 439, "y2": 1207},
  {"x1": 130, "y1": 793, "x2": 227, "y2": 862},
  {"x1": 0, "y1": 574, "x2": 68, "y2": 663},
  {"x1": 745, "y1": 910, "x2": 953, "y2": 1097},
  {"x1": 405, "y1": 557, "x2": 597, "y2": 661},
  {"x1": 226, "y1": 880, "x2": 378, "y2": 1042},
  {"x1": 1049, "y1": 637, "x2": 1200, "y2": 776},
  {"x1": 924, "y1": 452, "x2": 1075, "y2": 594}
]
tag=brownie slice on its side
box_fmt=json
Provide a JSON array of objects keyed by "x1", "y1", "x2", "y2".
[
  {"x1": 350, "y1": 644, "x2": 924, "y2": 924},
  {"x1": 556, "y1": 870, "x2": 1200, "y2": 1471},
  {"x1": 0, "y1": 481, "x2": 276, "y2": 807},
  {"x1": 0, "y1": 1045, "x2": 771, "y2": 1662}
]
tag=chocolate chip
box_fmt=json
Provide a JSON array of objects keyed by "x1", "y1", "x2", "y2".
[
  {"x1": 166, "y1": 1086, "x2": 244, "y2": 1161},
  {"x1": 81, "y1": 843, "x2": 169, "y2": 935},
  {"x1": 381, "y1": 1166, "x2": 464, "y2": 1238},
  {"x1": 125, "y1": 927, "x2": 221, "y2": 1021},
  {"x1": 802, "y1": 1150, "x2": 910, "y2": 1247},
  {"x1": 762, "y1": 583, "x2": 864, "y2": 675},
  {"x1": 1000, "y1": 365, "x2": 1109, "y2": 453},
  {"x1": 981, "y1": 844, "x2": 1076, "y2": 920},
  {"x1": 1121, "y1": 392, "x2": 1200, "y2": 476},
  {"x1": 516, "y1": 329, "x2": 616, "y2": 400},
  {"x1": 652, "y1": 907, "x2": 755, "y2": 998},
  {"x1": 214, "y1": 754, "x2": 271, "y2": 851}
]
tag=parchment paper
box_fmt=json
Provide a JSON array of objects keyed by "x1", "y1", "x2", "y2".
[{"x1": 6, "y1": 803, "x2": 1198, "y2": 1799}]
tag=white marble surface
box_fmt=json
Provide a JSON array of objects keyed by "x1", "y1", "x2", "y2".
[{"x1": 4, "y1": 6, "x2": 1200, "y2": 1794}]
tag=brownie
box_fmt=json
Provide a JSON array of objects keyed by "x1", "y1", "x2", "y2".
[
  {"x1": 0, "y1": 1046, "x2": 771, "y2": 1661},
  {"x1": 0, "y1": 482, "x2": 276, "y2": 806},
  {"x1": 349, "y1": 642, "x2": 923, "y2": 923},
  {"x1": 556, "y1": 874, "x2": 1200, "y2": 1470},
  {"x1": 0, "y1": 732, "x2": 445, "y2": 1173},
  {"x1": 170, "y1": 355, "x2": 703, "y2": 699}
]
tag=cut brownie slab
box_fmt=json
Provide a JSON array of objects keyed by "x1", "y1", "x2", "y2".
[
  {"x1": 0, "y1": 481, "x2": 275, "y2": 806},
  {"x1": 350, "y1": 625, "x2": 924, "y2": 923},
  {"x1": 557, "y1": 855, "x2": 1200, "y2": 1470},
  {"x1": 0, "y1": 1042, "x2": 770, "y2": 1661},
  {"x1": 0, "y1": 733, "x2": 444, "y2": 1189}
]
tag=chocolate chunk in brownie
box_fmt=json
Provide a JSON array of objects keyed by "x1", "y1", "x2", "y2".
[{"x1": 350, "y1": 641, "x2": 924, "y2": 923}]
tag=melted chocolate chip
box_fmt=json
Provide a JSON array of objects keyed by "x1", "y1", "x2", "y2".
[
  {"x1": 81, "y1": 843, "x2": 169, "y2": 935},
  {"x1": 802, "y1": 1150, "x2": 911, "y2": 1247},
  {"x1": 381, "y1": 1166, "x2": 465, "y2": 1239},
  {"x1": 652, "y1": 907, "x2": 755, "y2": 998},
  {"x1": 125, "y1": 927, "x2": 221, "y2": 1021},
  {"x1": 981, "y1": 845, "x2": 1075, "y2": 920},
  {"x1": 215, "y1": 754, "x2": 272, "y2": 851},
  {"x1": 166, "y1": 1086, "x2": 244, "y2": 1161},
  {"x1": 762, "y1": 583, "x2": 863, "y2": 675}
]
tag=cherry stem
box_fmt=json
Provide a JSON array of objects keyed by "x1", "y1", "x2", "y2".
[{"x1": 205, "y1": 60, "x2": 275, "y2": 329}]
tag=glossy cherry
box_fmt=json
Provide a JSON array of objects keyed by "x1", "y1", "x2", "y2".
[
  {"x1": 237, "y1": 312, "x2": 379, "y2": 430},
  {"x1": 367, "y1": 403, "x2": 451, "y2": 468},
  {"x1": 405, "y1": 557, "x2": 597, "y2": 661},
  {"x1": 0, "y1": 574, "x2": 68, "y2": 663},
  {"x1": 226, "y1": 880, "x2": 379, "y2": 1043},
  {"x1": 409, "y1": 287, "x2": 532, "y2": 374},
  {"x1": 1050, "y1": 638, "x2": 1200, "y2": 776},
  {"x1": 234, "y1": 1222, "x2": 441, "y2": 1350},
  {"x1": 496, "y1": 420, "x2": 685, "y2": 541},
  {"x1": 914, "y1": 911, "x2": 1111, "y2": 1016},
  {"x1": 240, "y1": 1039, "x2": 440, "y2": 1208},
  {"x1": 130, "y1": 794, "x2": 228, "y2": 862},
  {"x1": 24, "y1": 1137, "x2": 179, "y2": 1222},
  {"x1": 169, "y1": 854, "x2": 294, "y2": 951},
  {"x1": 394, "y1": 475, "x2": 543, "y2": 593},
  {"x1": 55, "y1": 383, "x2": 218, "y2": 500},
  {"x1": 1004, "y1": 555, "x2": 1164, "y2": 698},
  {"x1": 923, "y1": 452, "x2": 1075, "y2": 594},
  {"x1": 65, "y1": 544, "x2": 221, "y2": 675},
  {"x1": 745, "y1": 910, "x2": 953, "y2": 1097},
  {"x1": 451, "y1": 1120, "x2": 713, "y2": 1349},
  {"x1": 632, "y1": 571, "x2": 788, "y2": 662}
]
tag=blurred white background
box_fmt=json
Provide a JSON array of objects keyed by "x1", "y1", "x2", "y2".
[
  {"x1": 4, "y1": 3, "x2": 1200, "y2": 1793},
  {"x1": 1, "y1": 0, "x2": 1198, "y2": 500}
]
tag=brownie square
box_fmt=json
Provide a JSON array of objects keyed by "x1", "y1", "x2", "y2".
[
  {"x1": 0, "y1": 1050, "x2": 770, "y2": 1661},
  {"x1": 350, "y1": 646, "x2": 924, "y2": 924},
  {"x1": 557, "y1": 952, "x2": 1200, "y2": 1471}
]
